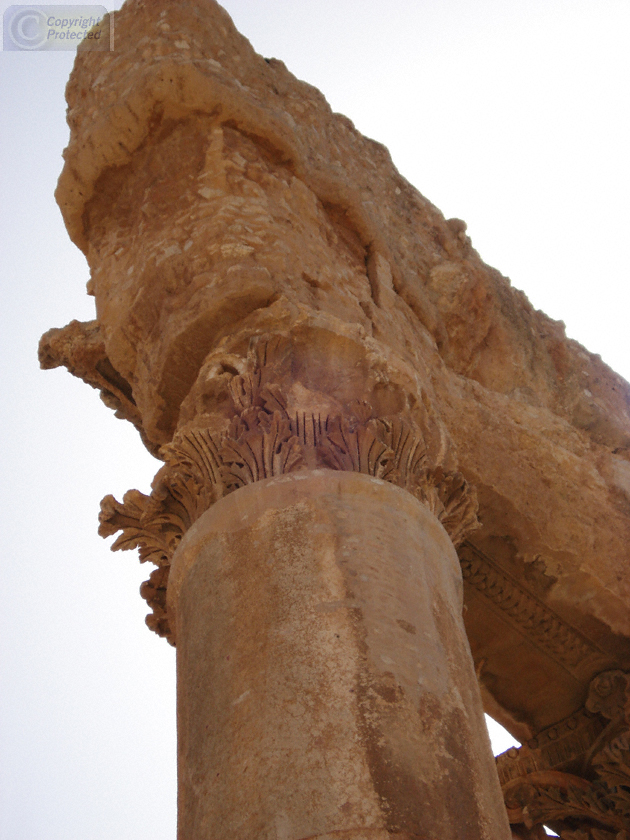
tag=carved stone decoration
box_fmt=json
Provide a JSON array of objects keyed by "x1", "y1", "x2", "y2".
[
  {"x1": 139, "y1": 567, "x2": 170, "y2": 640},
  {"x1": 459, "y1": 542, "x2": 605, "y2": 675},
  {"x1": 99, "y1": 347, "x2": 479, "y2": 642},
  {"x1": 496, "y1": 711, "x2": 606, "y2": 786},
  {"x1": 503, "y1": 769, "x2": 627, "y2": 837},
  {"x1": 376, "y1": 415, "x2": 427, "y2": 488},
  {"x1": 221, "y1": 409, "x2": 304, "y2": 491},
  {"x1": 317, "y1": 412, "x2": 396, "y2": 479},
  {"x1": 497, "y1": 670, "x2": 630, "y2": 839},
  {"x1": 587, "y1": 671, "x2": 630, "y2": 724},
  {"x1": 98, "y1": 429, "x2": 225, "y2": 642},
  {"x1": 314, "y1": 404, "x2": 479, "y2": 544},
  {"x1": 419, "y1": 467, "x2": 480, "y2": 547},
  {"x1": 38, "y1": 319, "x2": 156, "y2": 453},
  {"x1": 593, "y1": 732, "x2": 630, "y2": 807}
]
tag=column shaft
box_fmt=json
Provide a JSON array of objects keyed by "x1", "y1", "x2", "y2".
[{"x1": 168, "y1": 470, "x2": 511, "y2": 840}]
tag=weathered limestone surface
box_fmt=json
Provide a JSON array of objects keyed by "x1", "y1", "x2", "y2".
[
  {"x1": 172, "y1": 471, "x2": 505, "y2": 839},
  {"x1": 39, "y1": 0, "x2": 630, "y2": 837}
]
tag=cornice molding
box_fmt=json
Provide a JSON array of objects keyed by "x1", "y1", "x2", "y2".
[{"x1": 459, "y1": 542, "x2": 605, "y2": 676}]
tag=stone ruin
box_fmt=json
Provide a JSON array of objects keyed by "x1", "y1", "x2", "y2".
[{"x1": 40, "y1": 1, "x2": 630, "y2": 838}]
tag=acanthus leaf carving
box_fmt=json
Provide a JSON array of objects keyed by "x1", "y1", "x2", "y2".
[
  {"x1": 100, "y1": 345, "x2": 479, "y2": 642},
  {"x1": 317, "y1": 413, "x2": 395, "y2": 480},
  {"x1": 593, "y1": 732, "x2": 630, "y2": 802},
  {"x1": 316, "y1": 410, "x2": 477, "y2": 545},
  {"x1": 220, "y1": 409, "x2": 304, "y2": 491},
  {"x1": 376, "y1": 416, "x2": 427, "y2": 490},
  {"x1": 98, "y1": 489, "x2": 179, "y2": 567},
  {"x1": 503, "y1": 769, "x2": 623, "y2": 831},
  {"x1": 140, "y1": 566, "x2": 171, "y2": 641},
  {"x1": 416, "y1": 466, "x2": 479, "y2": 547},
  {"x1": 498, "y1": 670, "x2": 630, "y2": 839},
  {"x1": 98, "y1": 430, "x2": 225, "y2": 642}
]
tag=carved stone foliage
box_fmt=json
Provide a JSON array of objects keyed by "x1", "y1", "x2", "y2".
[
  {"x1": 98, "y1": 430, "x2": 224, "y2": 642},
  {"x1": 99, "y1": 343, "x2": 478, "y2": 642},
  {"x1": 498, "y1": 670, "x2": 630, "y2": 840}
]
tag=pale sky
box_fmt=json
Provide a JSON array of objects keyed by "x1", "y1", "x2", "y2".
[{"x1": 1, "y1": 2, "x2": 628, "y2": 838}]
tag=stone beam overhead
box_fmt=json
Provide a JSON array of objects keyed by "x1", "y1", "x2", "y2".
[{"x1": 39, "y1": 0, "x2": 630, "y2": 837}]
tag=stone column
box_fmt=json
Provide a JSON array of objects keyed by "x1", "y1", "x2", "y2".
[
  {"x1": 95, "y1": 352, "x2": 510, "y2": 837},
  {"x1": 169, "y1": 469, "x2": 509, "y2": 840},
  {"x1": 40, "y1": 0, "x2": 512, "y2": 837}
]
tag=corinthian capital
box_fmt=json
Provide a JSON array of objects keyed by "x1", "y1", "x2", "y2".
[{"x1": 99, "y1": 335, "x2": 478, "y2": 642}]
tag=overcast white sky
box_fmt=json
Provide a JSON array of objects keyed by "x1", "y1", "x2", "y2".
[{"x1": 1, "y1": 1, "x2": 628, "y2": 838}]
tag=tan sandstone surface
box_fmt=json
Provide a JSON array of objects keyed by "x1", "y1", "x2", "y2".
[
  {"x1": 40, "y1": 1, "x2": 630, "y2": 838},
  {"x1": 172, "y1": 471, "x2": 507, "y2": 839}
]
